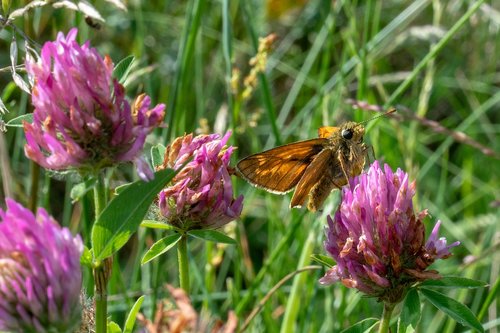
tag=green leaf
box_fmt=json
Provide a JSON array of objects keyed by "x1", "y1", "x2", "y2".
[
  {"x1": 310, "y1": 254, "x2": 336, "y2": 268},
  {"x1": 340, "y1": 318, "x2": 379, "y2": 333},
  {"x1": 399, "y1": 288, "x2": 421, "y2": 332},
  {"x1": 420, "y1": 276, "x2": 487, "y2": 289},
  {"x1": 123, "y1": 295, "x2": 145, "y2": 333},
  {"x1": 114, "y1": 182, "x2": 132, "y2": 195},
  {"x1": 141, "y1": 233, "x2": 182, "y2": 265},
  {"x1": 188, "y1": 229, "x2": 237, "y2": 244},
  {"x1": 91, "y1": 168, "x2": 179, "y2": 260},
  {"x1": 80, "y1": 246, "x2": 93, "y2": 268},
  {"x1": 5, "y1": 113, "x2": 33, "y2": 127},
  {"x1": 107, "y1": 321, "x2": 122, "y2": 333},
  {"x1": 70, "y1": 178, "x2": 97, "y2": 203},
  {"x1": 420, "y1": 288, "x2": 484, "y2": 333},
  {"x1": 140, "y1": 220, "x2": 173, "y2": 230},
  {"x1": 151, "y1": 144, "x2": 166, "y2": 169},
  {"x1": 113, "y1": 55, "x2": 135, "y2": 84}
]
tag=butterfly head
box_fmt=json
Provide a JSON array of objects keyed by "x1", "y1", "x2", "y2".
[{"x1": 339, "y1": 122, "x2": 365, "y2": 144}]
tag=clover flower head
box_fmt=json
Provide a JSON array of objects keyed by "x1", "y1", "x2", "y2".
[
  {"x1": 0, "y1": 199, "x2": 84, "y2": 332},
  {"x1": 23, "y1": 28, "x2": 165, "y2": 179},
  {"x1": 320, "y1": 161, "x2": 460, "y2": 303},
  {"x1": 158, "y1": 132, "x2": 243, "y2": 231}
]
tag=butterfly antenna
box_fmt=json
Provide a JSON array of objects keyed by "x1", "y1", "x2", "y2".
[{"x1": 359, "y1": 108, "x2": 396, "y2": 125}]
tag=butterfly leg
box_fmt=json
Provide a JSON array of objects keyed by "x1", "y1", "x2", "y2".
[{"x1": 367, "y1": 145, "x2": 375, "y2": 164}]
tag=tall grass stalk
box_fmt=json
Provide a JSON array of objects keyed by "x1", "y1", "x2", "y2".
[{"x1": 280, "y1": 231, "x2": 315, "y2": 333}]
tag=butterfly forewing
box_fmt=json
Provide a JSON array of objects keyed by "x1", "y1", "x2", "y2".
[{"x1": 236, "y1": 138, "x2": 328, "y2": 194}]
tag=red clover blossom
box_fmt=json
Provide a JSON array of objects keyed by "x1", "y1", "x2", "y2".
[
  {"x1": 158, "y1": 132, "x2": 243, "y2": 231},
  {"x1": 320, "y1": 161, "x2": 459, "y2": 303},
  {"x1": 23, "y1": 28, "x2": 165, "y2": 179},
  {"x1": 0, "y1": 199, "x2": 83, "y2": 332}
]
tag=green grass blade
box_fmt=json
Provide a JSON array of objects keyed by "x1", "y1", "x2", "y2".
[{"x1": 123, "y1": 295, "x2": 145, "y2": 333}]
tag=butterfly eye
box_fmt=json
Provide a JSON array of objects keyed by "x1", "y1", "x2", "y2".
[{"x1": 342, "y1": 129, "x2": 353, "y2": 140}]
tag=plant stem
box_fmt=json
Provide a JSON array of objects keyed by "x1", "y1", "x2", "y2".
[
  {"x1": 203, "y1": 241, "x2": 215, "y2": 311},
  {"x1": 279, "y1": 232, "x2": 315, "y2": 333},
  {"x1": 378, "y1": 302, "x2": 395, "y2": 333},
  {"x1": 163, "y1": 0, "x2": 205, "y2": 139},
  {"x1": 93, "y1": 173, "x2": 109, "y2": 333},
  {"x1": 477, "y1": 274, "x2": 500, "y2": 321},
  {"x1": 94, "y1": 259, "x2": 112, "y2": 333},
  {"x1": 28, "y1": 161, "x2": 40, "y2": 212},
  {"x1": 177, "y1": 233, "x2": 190, "y2": 292},
  {"x1": 93, "y1": 173, "x2": 106, "y2": 218}
]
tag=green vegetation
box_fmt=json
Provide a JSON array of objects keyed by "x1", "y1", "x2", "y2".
[{"x1": 0, "y1": 0, "x2": 498, "y2": 332}]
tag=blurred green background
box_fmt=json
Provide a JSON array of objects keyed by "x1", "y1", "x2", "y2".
[{"x1": 0, "y1": 0, "x2": 498, "y2": 332}]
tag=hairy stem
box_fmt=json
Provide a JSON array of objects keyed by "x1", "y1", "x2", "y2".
[
  {"x1": 93, "y1": 173, "x2": 110, "y2": 333},
  {"x1": 378, "y1": 302, "x2": 395, "y2": 333}
]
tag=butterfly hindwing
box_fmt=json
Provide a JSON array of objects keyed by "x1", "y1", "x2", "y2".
[{"x1": 290, "y1": 148, "x2": 333, "y2": 208}]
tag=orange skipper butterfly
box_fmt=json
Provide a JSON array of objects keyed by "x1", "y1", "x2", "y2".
[{"x1": 236, "y1": 109, "x2": 395, "y2": 211}]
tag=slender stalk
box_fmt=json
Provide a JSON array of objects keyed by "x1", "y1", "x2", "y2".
[
  {"x1": 0, "y1": 132, "x2": 14, "y2": 199},
  {"x1": 232, "y1": 98, "x2": 242, "y2": 136},
  {"x1": 28, "y1": 161, "x2": 40, "y2": 212},
  {"x1": 203, "y1": 241, "x2": 215, "y2": 311},
  {"x1": 378, "y1": 302, "x2": 395, "y2": 333},
  {"x1": 279, "y1": 232, "x2": 315, "y2": 333},
  {"x1": 177, "y1": 233, "x2": 190, "y2": 292},
  {"x1": 94, "y1": 259, "x2": 111, "y2": 333},
  {"x1": 477, "y1": 274, "x2": 499, "y2": 321},
  {"x1": 221, "y1": 0, "x2": 235, "y2": 130},
  {"x1": 164, "y1": 0, "x2": 206, "y2": 139},
  {"x1": 93, "y1": 173, "x2": 109, "y2": 333},
  {"x1": 93, "y1": 173, "x2": 106, "y2": 218}
]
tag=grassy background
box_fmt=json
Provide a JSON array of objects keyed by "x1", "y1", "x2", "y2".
[{"x1": 0, "y1": 0, "x2": 499, "y2": 332}]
